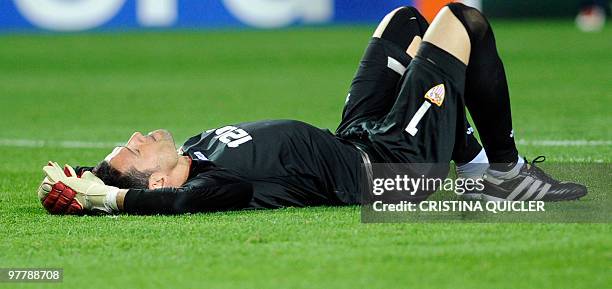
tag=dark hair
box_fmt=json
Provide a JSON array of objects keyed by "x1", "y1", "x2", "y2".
[{"x1": 93, "y1": 161, "x2": 153, "y2": 189}]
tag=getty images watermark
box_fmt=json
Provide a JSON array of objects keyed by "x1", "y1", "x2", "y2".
[
  {"x1": 370, "y1": 174, "x2": 545, "y2": 214},
  {"x1": 361, "y1": 163, "x2": 610, "y2": 223}
]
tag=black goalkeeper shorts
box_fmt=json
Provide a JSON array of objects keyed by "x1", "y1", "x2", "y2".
[{"x1": 337, "y1": 41, "x2": 480, "y2": 169}]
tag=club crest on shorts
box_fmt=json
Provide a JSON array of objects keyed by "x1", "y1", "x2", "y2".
[{"x1": 424, "y1": 84, "x2": 445, "y2": 107}]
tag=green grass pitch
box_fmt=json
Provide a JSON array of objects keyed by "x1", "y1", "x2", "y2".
[{"x1": 0, "y1": 21, "x2": 610, "y2": 288}]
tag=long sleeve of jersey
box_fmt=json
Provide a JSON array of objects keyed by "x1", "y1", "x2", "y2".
[{"x1": 123, "y1": 167, "x2": 253, "y2": 215}]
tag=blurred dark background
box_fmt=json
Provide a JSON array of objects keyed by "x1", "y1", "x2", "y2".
[{"x1": 0, "y1": 0, "x2": 609, "y2": 33}]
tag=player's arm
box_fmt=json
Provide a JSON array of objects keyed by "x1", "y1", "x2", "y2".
[
  {"x1": 122, "y1": 171, "x2": 253, "y2": 215},
  {"x1": 39, "y1": 163, "x2": 253, "y2": 215}
]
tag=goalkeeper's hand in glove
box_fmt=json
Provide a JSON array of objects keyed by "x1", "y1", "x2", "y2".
[{"x1": 39, "y1": 162, "x2": 121, "y2": 215}]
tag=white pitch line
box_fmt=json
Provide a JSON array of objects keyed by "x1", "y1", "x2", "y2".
[
  {"x1": 545, "y1": 157, "x2": 606, "y2": 163},
  {"x1": 0, "y1": 139, "x2": 122, "y2": 149},
  {"x1": 0, "y1": 138, "x2": 609, "y2": 149},
  {"x1": 516, "y1": 140, "x2": 612, "y2": 146}
]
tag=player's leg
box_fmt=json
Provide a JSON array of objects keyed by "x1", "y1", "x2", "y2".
[
  {"x1": 395, "y1": 6, "x2": 488, "y2": 183},
  {"x1": 361, "y1": 7, "x2": 474, "y2": 203},
  {"x1": 445, "y1": 3, "x2": 587, "y2": 201},
  {"x1": 445, "y1": 3, "x2": 518, "y2": 170},
  {"x1": 422, "y1": 6, "x2": 488, "y2": 171},
  {"x1": 407, "y1": 8, "x2": 488, "y2": 180},
  {"x1": 336, "y1": 7, "x2": 429, "y2": 137},
  {"x1": 367, "y1": 6, "x2": 472, "y2": 164}
]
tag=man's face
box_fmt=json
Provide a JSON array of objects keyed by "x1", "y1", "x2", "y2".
[{"x1": 105, "y1": 129, "x2": 179, "y2": 175}]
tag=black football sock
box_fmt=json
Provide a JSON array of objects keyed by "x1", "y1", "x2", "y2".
[{"x1": 447, "y1": 3, "x2": 519, "y2": 170}]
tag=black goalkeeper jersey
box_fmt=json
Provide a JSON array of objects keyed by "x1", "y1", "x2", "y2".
[
  {"x1": 123, "y1": 120, "x2": 365, "y2": 214},
  {"x1": 180, "y1": 119, "x2": 364, "y2": 208}
]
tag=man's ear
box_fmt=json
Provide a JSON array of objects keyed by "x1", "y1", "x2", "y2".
[{"x1": 148, "y1": 172, "x2": 167, "y2": 189}]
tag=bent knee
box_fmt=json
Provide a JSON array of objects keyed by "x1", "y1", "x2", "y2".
[
  {"x1": 422, "y1": 7, "x2": 471, "y2": 64},
  {"x1": 373, "y1": 6, "x2": 429, "y2": 48},
  {"x1": 446, "y1": 3, "x2": 489, "y2": 40}
]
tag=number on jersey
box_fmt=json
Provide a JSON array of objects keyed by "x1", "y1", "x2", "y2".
[{"x1": 207, "y1": 126, "x2": 253, "y2": 148}]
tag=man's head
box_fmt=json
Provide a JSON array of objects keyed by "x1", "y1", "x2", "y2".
[{"x1": 94, "y1": 129, "x2": 183, "y2": 189}]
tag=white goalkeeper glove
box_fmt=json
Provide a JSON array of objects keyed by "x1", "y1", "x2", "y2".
[{"x1": 42, "y1": 162, "x2": 121, "y2": 214}]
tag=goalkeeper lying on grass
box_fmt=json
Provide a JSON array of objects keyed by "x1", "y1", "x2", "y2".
[{"x1": 38, "y1": 4, "x2": 587, "y2": 215}]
